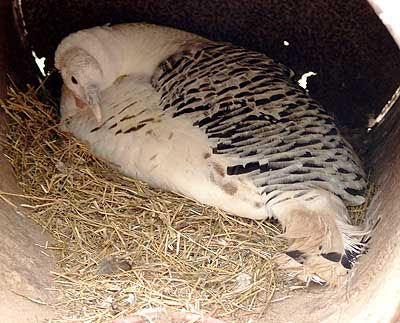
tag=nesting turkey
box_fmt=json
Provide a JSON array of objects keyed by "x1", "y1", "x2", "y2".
[{"x1": 56, "y1": 23, "x2": 367, "y2": 285}]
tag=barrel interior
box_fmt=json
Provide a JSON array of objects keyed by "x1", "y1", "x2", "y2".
[{"x1": 0, "y1": 1, "x2": 399, "y2": 321}]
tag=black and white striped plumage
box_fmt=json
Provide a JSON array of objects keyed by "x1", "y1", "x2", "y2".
[
  {"x1": 57, "y1": 23, "x2": 367, "y2": 285},
  {"x1": 152, "y1": 43, "x2": 366, "y2": 207}
]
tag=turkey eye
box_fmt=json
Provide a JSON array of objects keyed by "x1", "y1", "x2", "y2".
[{"x1": 71, "y1": 76, "x2": 78, "y2": 84}]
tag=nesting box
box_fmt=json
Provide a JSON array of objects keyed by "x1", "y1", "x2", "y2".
[{"x1": 0, "y1": 0, "x2": 399, "y2": 322}]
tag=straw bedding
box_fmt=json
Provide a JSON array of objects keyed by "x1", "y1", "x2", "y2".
[{"x1": 0, "y1": 83, "x2": 372, "y2": 322}]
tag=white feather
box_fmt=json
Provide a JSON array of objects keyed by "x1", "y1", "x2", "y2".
[{"x1": 55, "y1": 23, "x2": 209, "y2": 91}]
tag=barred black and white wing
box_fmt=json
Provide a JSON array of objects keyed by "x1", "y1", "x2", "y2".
[{"x1": 152, "y1": 43, "x2": 366, "y2": 207}]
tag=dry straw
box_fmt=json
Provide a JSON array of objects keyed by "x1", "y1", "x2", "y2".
[{"x1": 0, "y1": 84, "x2": 372, "y2": 322}]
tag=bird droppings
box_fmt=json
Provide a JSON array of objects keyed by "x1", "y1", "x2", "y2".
[
  {"x1": 98, "y1": 256, "x2": 133, "y2": 275},
  {"x1": 0, "y1": 85, "x2": 374, "y2": 322}
]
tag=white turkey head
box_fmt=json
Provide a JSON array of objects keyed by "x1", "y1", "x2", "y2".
[{"x1": 55, "y1": 47, "x2": 103, "y2": 123}]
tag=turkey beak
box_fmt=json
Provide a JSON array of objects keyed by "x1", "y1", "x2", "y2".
[
  {"x1": 85, "y1": 84, "x2": 102, "y2": 123},
  {"x1": 91, "y1": 103, "x2": 102, "y2": 124}
]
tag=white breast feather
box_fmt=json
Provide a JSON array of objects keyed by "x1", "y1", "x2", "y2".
[{"x1": 61, "y1": 75, "x2": 267, "y2": 220}]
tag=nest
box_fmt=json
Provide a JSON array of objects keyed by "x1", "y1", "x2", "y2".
[{"x1": 0, "y1": 83, "x2": 373, "y2": 322}]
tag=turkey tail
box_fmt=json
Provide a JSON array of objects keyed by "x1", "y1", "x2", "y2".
[{"x1": 269, "y1": 189, "x2": 368, "y2": 285}]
